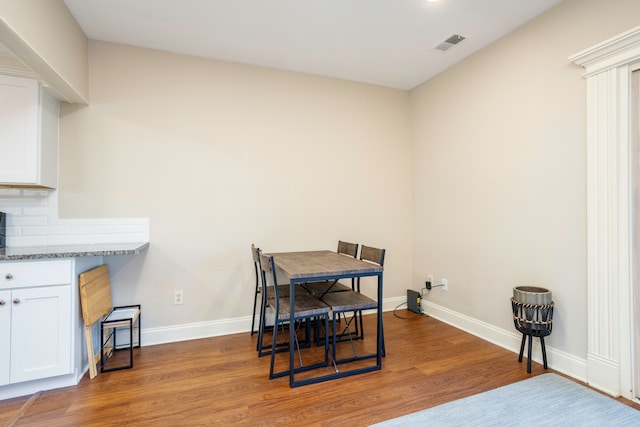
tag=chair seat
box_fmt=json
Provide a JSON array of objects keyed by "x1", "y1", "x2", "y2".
[
  {"x1": 321, "y1": 290, "x2": 377, "y2": 312},
  {"x1": 265, "y1": 284, "x2": 298, "y2": 298},
  {"x1": 104, "y1": 306, "x2": 140, "y2": 327},
  {"x1": 272, "y1": 294, "x2": 330, "y2": 320},
  {"x1": 302, "y1": 280, "x2": 352, "y2": 297}
]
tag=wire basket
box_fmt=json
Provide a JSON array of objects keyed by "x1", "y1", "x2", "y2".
[{"x1": 511, "y1": 298, "x2": 553, "y2": 338}]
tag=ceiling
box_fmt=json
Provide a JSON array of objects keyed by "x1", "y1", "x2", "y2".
[{"x1": 63, "y1": 0, "x2": 562, "y2": 90}]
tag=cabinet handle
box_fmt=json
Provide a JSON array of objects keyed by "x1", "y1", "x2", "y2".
[
  {"x1": 0, "y1": 300, "x2": 5, "y2": 305},
  {"x1": 4, "y1": 273, "x2": 12, "y2": 280},
  {"x1": 13, "y1": 298, "x2": 20, "y2": 304}
]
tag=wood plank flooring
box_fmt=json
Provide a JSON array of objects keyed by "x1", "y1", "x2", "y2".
[{"x1": 1, "y1": 310, "x2": 638, "y2": 426}]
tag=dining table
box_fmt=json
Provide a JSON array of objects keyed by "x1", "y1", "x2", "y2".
[{"x1": 270, "y1": 250, "x2": 384, "y2": 387}]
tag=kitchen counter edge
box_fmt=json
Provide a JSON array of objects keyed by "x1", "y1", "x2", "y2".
[{"x1": 0, "y1": 242, "x2": 150, "y2": 261}]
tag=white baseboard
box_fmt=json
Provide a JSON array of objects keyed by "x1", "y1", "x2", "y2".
[
  {"x1": 0, "y1": 373, "x2": 81, "y2": 400},
  {"x1": 587, "y1": 352, "x2": 621, "y2": 396},
  {"x1": 142, "y1": 317, "x2": 249, "y2": 346},
  {"x1": 422, "y1": 300, "x2": 587, "y2": 382},
  {"x1": 383, "y1": 296, "x2": 406, "y2": 313},
  {"x1": 142, "y1": 296, "x2": 407, "y2": 347},
  {"x1": 140, "y1": 296, "x2": 588, "y2": 385}
]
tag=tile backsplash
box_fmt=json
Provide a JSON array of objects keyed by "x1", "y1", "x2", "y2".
[{"x1": 0, "y1": 188, "x2": 149, "y2": 247}]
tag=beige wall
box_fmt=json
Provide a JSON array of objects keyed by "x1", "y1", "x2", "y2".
[
  {"x1": 411, "y1": 0, "x2": 640, "y2": 358},
  {"x1": 58, "y1": 41, "x2": 412, "y2": 329},
  {"x1": 9, "y1": 0, "x2": 637, "y2": 362},
  {"x1": 0, "y1": 0, "x2": 88, "y2": 103}
]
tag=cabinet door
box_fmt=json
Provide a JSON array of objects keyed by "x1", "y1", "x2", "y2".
[
  {"x1": 10, "y1": 285, "x2": 72, "y2": 383},
  {"x1": 0, "y1": 75, "x2": 39, "y2": 184},
  {"x1": 0, "y1": 290, "x2": 10, "y2": 386}
]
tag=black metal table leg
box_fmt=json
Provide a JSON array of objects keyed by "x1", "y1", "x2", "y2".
[{"x1": 527, "y1": 334, "x2": 533, "y2": 373}]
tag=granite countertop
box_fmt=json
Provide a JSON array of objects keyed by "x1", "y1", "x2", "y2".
[{"x1": 0, "y1": 242, "x2": 149, "y2": 261}]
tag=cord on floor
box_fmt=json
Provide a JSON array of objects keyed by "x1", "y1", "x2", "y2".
[{"x1": 393, "y1": 287, "x2": 432, "y2": 319}]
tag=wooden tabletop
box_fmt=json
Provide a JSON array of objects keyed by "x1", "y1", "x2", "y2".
[{"x1": 270, "y1": 250, "x2": 383, "y2": 280}]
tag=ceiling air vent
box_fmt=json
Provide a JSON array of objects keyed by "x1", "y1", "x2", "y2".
[{"x1": 434, "y1": 34, "x2": 466, "y2": 52}]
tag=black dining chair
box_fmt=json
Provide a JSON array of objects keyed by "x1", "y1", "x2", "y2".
[
  {"x1": 258, "y1": 251, "x2": 331, "y2": 380},
  {"x1": 321, "y1": 245, "x2": 386, "y2": 361},
  {"x1": 252, "y1": 244, "x2": 295, "y2": 357},
  {"x1": 301, "y1": 240, "x2": 359, "y2": 298},
  {"x1": 251, "y1": 243, "x2": 261, "y2": 337}
]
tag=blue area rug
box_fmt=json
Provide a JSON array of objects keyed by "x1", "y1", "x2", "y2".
[{"x1": 371, "y1": 373, "x2": 640, "y2": 426}]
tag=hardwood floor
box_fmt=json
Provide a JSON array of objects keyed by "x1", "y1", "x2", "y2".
[{"x1": 1, "y1": 310, "x2": 637, "y2": 426}]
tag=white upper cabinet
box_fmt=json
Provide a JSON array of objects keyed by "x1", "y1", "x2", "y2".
[{"x1": 0, "y1": 75, "x2": 59, "y2": 188}]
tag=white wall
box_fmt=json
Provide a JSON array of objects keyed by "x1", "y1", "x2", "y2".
[
  {"x1": 411, "y1": 0, "x2": 640, "y2": 363},
  {"x1": 0, "y1": 0, "x2": 88, "y2": 103},
  {"x1": 58, "y1": 41, "x2": 413, "y2": 338}
]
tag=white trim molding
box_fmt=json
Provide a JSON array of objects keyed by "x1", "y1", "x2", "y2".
[
  {"x1": 570, "y1": 26, "x2": 640, "y2": 77},
  {"x1": 141, "y1": 296, "x2": 406, "y2": 347},
  {"x1": 423, "y1": 301, "x2": 588, "y2": 382},
  {"x1": 569, "y1": 25, "x2": 640, "y2": 400}
]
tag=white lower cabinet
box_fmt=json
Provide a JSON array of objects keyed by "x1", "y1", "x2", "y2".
[
  {"x1": 9, "y1": 285, "x2": 71, "y2": 384},
  {"x1": 0, "y1": 260, "x2": 73, "y2": 388},
  {"x1": 0, "y1": 290, "x2": 10, "y2": 385},
  {"x1": 0, "y1": 257, "x2": 105, "y2": 399}
]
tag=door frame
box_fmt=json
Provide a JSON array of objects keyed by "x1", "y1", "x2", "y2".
[{"x1": 570, "y1": 26, "x2": 640, "y2": 400}]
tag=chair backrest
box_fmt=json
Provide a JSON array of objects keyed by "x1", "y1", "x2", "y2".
[
  {"x1": 78, "y1": 264, "x2": 113, "y2": 327},
  {"x1": 251, "y1": 243, "x2": 261, "y2": 284},
  {"x1": 360, "y1": 245, "x2": 386, "y2": 267},
  {"x1": 258, "y1": 250, "x2": 269, "y2": 271},
  {"x1": 251, "y1": 243, "x2": 260, "y2": 263},
  {"x1": 258, "y1": 251, "x2": 280, "y2": 298},
  {"x1": 337, "y1": 240, "x2": 358, "y2": 258}
]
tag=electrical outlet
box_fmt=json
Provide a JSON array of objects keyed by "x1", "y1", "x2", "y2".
[
  {"x1": 174, "y1": 290, "x2": 184, "y2": 305},
  {"x1": 427, "y1": 274, "x2": 433, "y2": 283},
  {"x1": 441, "y1": 278, "x2": 448, "y2": 292}
]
